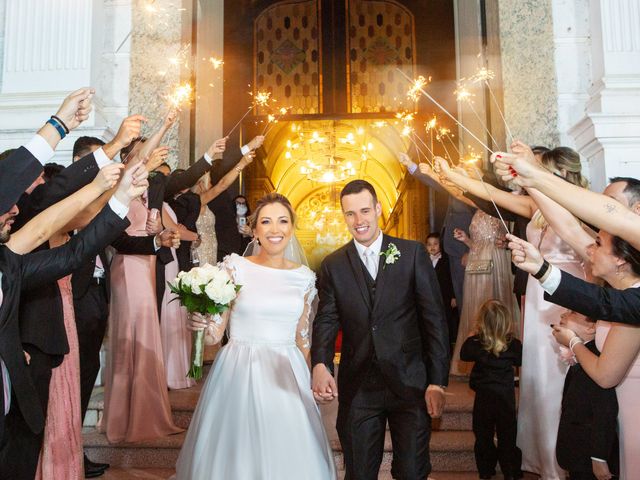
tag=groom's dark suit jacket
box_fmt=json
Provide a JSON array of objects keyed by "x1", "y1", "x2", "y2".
[{"x1": 312, "y1": 234, "x2": 450, "y2": 405}]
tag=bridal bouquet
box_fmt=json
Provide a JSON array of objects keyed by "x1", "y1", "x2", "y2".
[{"x1": 169, "y1": 263, "x2": 240, "y2": 380}]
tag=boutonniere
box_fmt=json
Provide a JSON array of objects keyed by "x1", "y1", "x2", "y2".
[{"x1": 380, "y1": 243, "x2": 401, "y2": 267}]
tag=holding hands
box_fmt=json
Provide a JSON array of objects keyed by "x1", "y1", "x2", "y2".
[{"x1": 312, "y1": 364, "x2": 338, "y2": 404}]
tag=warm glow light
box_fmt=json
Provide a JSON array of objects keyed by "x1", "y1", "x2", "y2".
[
  {"x1": 166, "y1": 82, "x2": 193, "y2": 109},
  {"x1": 454, "y1": 86, "x2": 473, "y2": 103},
  {"x1": 209, "y1": 57, "x2": 224, "y2": 69},
  {"x1": 472, "y1": 67, "x2": 495, "y2": 83},
  {"x1": 406, "y1": 75, "x2": 431, "y2": 102},
  {"x1": 253, "y1": 90, "x2": 271, "y2": 107}
]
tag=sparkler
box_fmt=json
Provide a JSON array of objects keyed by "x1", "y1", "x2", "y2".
[
  {"x1": 407, "y1": 76, "x2": 431, "y2": 102},
  {"x1": 455, "y1": 82, "x2": 500, "y2": 149},
  {"x1": 208, "y1": 57, "x2": 224, "y2": 69},
  {"x1": 471, "y1": 66, "x2": 514, "y2": 143},
  {"x1": 463, "y1": 156, "x2": 510, "y2": 233},
  {"x1": 396, "y1": 68, "x2": 495, "y2": 154},
  {"x1": 262, "y1": 106, "x2": 291, "y2": 136},
  {"x1": 226, "y1": 90, "x2": 272, "y2": 137}
]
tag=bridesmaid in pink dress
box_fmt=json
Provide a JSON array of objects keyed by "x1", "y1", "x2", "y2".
[
  {"x1": 517, "y1": 217, "x2": 585, "y2": 479},
  {"x1": 160, "y1": 202, "x2": 196, "y2": 390},
  {"x1": 35, "y1": 273, "x2": 83, "y2": 479},
  {"x1": 103, "y1": 197, "x2": 182, "y2": 443}
]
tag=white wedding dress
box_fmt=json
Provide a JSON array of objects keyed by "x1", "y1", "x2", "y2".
[{"x1": 175, "y1": 254, "x2": 337, "y2": 479}]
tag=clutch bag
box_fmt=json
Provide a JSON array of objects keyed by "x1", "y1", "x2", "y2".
[{"x1": 466, "y1": 259, "x2": 493, "y2": 274}]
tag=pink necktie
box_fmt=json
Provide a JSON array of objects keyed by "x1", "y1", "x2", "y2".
[{"x1": 95, "y1": 255, "x2": 103, "y2": 269}]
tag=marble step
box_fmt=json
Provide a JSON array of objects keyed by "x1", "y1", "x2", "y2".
[
  {"x1": 87, "y1": 379, "x2": 476, "y2": 431},
  {"x1": 102, "y1": 468, "x2": 484, "y2": 479},
  {"x1": 84, "y1": 429, "x2": 476, "y2": 471}
]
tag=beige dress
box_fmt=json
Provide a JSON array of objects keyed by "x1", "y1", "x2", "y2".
[
  {"x1": 195, "y1": 207, "x2": 217, "y2": 266},
  {"x1": 450, "y1": 210, "x2": 519, "y2": 376}
]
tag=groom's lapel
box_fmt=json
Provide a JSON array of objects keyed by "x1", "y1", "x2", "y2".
[
  {"x1": 345, "y1": 241, "x2": 372, "y2": 311},
  {"x1": 372, "y1": 234, "x2": 391, "y2": 313}
]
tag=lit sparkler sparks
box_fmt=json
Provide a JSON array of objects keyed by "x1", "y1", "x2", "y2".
[
  {"x1": 471, "y1": 67, "x2": 495, "y2": 83},
  {"x1": 253, "y1": 90, "x2": 272, "y2": 108},
  {"x1": 406, "y1": 76, "x2": 431, "y2": 102},
  {"x1": 166, "y1": 82, "x2": 193, "y2": 109},
  {"x1": 209, "y1": 57, "x2": 224, "y2": 69}
]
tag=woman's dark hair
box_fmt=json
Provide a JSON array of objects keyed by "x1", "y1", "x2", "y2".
[
  {"x1": 248, "y1": 193, "x2": 295, "y2": 229},
  {"x1": 612, "y1": 235, "x2": 640, "y2": 277},
  {"x1": 119, "y1": 136, "x2": 147, "y2": 163},
  {"x1": 234, "y1": 195, "x2": 251, "y2": 216}
]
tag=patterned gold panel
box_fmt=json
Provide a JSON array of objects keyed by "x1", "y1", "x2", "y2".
[
  {"x1": 347, "y1": 0, "x2": 416, "y2": 113},
  {"x1": 254, "y1": 0, "x2": 322, "y2": 115}
]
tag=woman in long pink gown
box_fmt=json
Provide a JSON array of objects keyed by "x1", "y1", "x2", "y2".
[
  {"x1": 517, "y1": 218, "x2": 585, "y2": 479},
  {"x1": 102, "y1": 197, "x2": 182, "y2": 443},
  {"x1": 160, "y1": 203, "x2": 196, "y2": 390},
  {"x1": 35, "y1": 273, "x2": 83, "y2": 479}
]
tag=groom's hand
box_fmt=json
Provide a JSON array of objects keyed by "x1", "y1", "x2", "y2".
[
  {"x1": 312, "y1": 363, "x2": 338, "y2": 404},
  {"x1": 425, "y1": 385, "x2": 446, "y2": 418}
]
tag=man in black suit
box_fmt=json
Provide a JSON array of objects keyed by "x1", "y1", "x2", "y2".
[
  {"x1": 0, "y1": 162, "x2": 147, "y2": 480},
  {"x1": 311, "y1": 180, "x2": 449, "y2": 480}
]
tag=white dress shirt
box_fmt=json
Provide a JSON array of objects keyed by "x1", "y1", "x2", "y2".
[{"x1": 354, "y1": 231, "x2": 383, "y2": 280}]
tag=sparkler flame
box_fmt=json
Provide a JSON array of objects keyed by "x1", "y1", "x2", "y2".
[
  {"x1": 209, "y1": 57, "x2": 224, "y2": 69},
  {"x1": 472, "y1": 67, "x2": 495, "y2": 83},
  {"x1": 407, "y1": 76, "x2": 430, "y2": 102},
  {"x1": 454, "y1": 86, "x2": 473, "y2": 103},
  {"x1": 167, "y1": 82, "x2": 193, "y2": 109},
  {"x1": 253, "y1": 91, "x2": 272, "y2": 107}
]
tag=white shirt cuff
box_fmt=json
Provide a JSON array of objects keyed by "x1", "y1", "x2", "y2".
[
  {"x1": 153, "y1": 235, "x2": 161, "y2": 251},
  {"x1": 108, "y1": 197, "x2": 129, "y2": 219},
  {"x1": 590, "y1": 457, "x2": 606, "y2": 463},
  {"x1": 240, "y1": 144, "x2": 251, "y2": 156},
  {"x1": 204, "y1": 152, "x2": 213, "y2": 164},
  {"x1": 540, "y1": 265, "x2": 562, "y2": 294},
  {"x1": 93, "y1": 147, "x2": 113, "y2": 168},
  {"x1": 25, "y1": 135, "x2": 55, "y2": 165},
  {"x1": 407, "y1": 162, "x2": 418, "y2": 175}
]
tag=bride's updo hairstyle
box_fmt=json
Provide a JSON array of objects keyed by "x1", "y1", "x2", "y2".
[{"x1": 248, "y1": 192, "x2": 297, "y2": 230}]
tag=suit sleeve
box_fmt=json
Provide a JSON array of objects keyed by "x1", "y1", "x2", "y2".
[
  {"x1": 414, "y1": 242, "x2": 450, "y2": 386},
  {"x1": 164, "y1": 156, "x2": 211, "y2": 199},
  {"x1": 411, "y1": 169, "x2": 447, "y2": 195},
  {"x1": 588, "y1": 378, "x2": 619, "y2": 461},
  {"x1": 310, "y1": 259, "x2": 341, "y2": 374},
  {"x1": 20, "y1": 205, "x2": 130, "y2": 290},
  {"x1": 18, "y1": 151, "x2": 99, "y2": 223},
  {"x1": 544, "y1": 270, "x2": 640, "y2": 325},
  {"x1": 111, "y1": 233, "x2": 157, "y2": 255}
]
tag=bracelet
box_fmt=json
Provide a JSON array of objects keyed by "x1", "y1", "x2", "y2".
[
  {"x1": 46, "y1": 118, "x2": 66, "y2": 139},
  {"x1": 51, "y1": 115, "x2": 69, "y2": 134},
  {"x1": 569, "y1": 335, "x2": 584, "y2": 354},
  {"x1": 533, "y1": 259, "x2": 550, "y2": 280}
]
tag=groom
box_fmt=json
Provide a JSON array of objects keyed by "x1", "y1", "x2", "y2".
[{"x1": 312, "y1": 180, "x2": 449, "y2": 480}]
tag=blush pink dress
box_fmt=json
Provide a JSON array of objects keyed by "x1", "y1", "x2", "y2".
[
  {"x1": 102, "y1": 197, "x2": 182, "y2": 443},
  {"x1": 35, "y1": 274, "x2": 83, "y2": 479}
]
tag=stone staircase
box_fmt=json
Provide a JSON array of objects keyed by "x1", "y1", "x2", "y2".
[{"x1": 84, "y1": 374, "x2": 480, "y2": 479}]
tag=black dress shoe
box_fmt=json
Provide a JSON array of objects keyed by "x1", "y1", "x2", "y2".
[{"x1": 84, "y1": 454, "x2": 110, "y2": 471}]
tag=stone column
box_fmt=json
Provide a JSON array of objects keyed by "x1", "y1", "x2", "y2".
[{"x1": 568, "y1": 0, "x2": 640, "y2": 191}]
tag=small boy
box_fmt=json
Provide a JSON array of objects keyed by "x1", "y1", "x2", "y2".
[
  {"x1": 556, "y1": 310, "x2": 619, "y2": 480},
  {"x1": 426, "y1": 233, "x2": 458, "y2": 350}
]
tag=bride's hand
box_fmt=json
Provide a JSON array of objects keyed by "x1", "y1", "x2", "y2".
[
  {"x1": 188, "y1": 312, "x2": 210, "y2": 332},
  {"x1": 312, "y1": 363, "x2": 338, "y2": 404}
]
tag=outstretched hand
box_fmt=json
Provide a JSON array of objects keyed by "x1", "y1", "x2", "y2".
[
  {"x1": 55, "y1": 87, "x2": 96, "y2": 131},
  {"x1": 114, "y1": 162, "x2": 149, "y2": 206},
  {"x1": 490, "y1": 140, "x2": 547, "y2": 187},
  {"x1": 506, "y1": 233, "x2": 544, "y2": 274},
  {"x1": 92, "y1": 163, "x2": 124, "y2": 193},
  {"x1": 312, "y1": 364, "x2": 338, "y2": 404},
  {"x1": 247, "y1": 135, "x2": 265, "y2": 151}
]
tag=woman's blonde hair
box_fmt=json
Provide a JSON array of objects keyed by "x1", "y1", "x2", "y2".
[
  {"x1": 475, "y1": 300, "x2": 515, "y2": 356},
  {"x1": 533, "y1": 146, "x2": 589, "y2": 228}
]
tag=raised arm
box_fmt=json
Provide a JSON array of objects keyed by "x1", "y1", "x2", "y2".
[
  {"x1": 199, "y1": 151, "x2": 256, "y2": 205},
  {"x1": 436, "y1": 157, "x2": 536, "y2": 218},
  {"x1": 494, "y1": 141, "x2": 640, "y2": 250},
  {"x1": 527, "y1": 188, "x2": 594, "y2": 262},
  {"x1": 7, "y1": 164, "x2": 124, "y2": 254},
  {"x1": 162, "y1": 205, "x2": 198, "y2": 242}
]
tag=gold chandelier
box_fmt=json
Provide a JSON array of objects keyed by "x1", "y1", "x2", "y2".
[{"x1": 284, "y1": 121, "x2": 375, "y2": 184}]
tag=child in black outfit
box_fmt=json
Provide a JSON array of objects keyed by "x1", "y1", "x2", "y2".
[
  {"x1": 460, "y1": 299, "x2": 522, "y2": 480},
  {"x1": 555, "y1": 310, "x2": 618, "y2": 480}
]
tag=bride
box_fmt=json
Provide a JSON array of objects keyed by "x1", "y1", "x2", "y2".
[{"x1": 174, "y1": 192, "x2": 337, "y2": 479}]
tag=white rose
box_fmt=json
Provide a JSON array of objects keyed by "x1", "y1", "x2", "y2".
[
  {"x1": 204, "y1": 278, "x2": 237, "y2": 305},
  {"x1": 187, "y1": 268, "x2": 209, "y2": 294},
  {"x1": 200, "y1": 263, "x2": 218, "y2": 283},
  {"x1": 385, "y1": 255, "x2": 395, "y2": 264}
]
